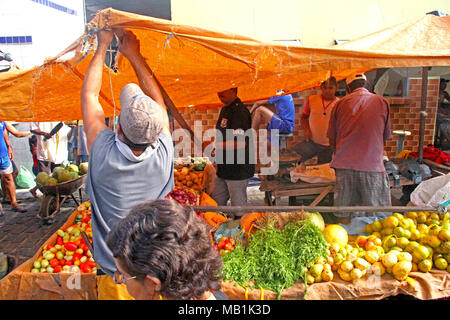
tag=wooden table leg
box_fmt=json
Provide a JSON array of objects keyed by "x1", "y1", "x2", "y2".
[{"x1": 310, "y1": 185, "x2": 334, "y2": 207}]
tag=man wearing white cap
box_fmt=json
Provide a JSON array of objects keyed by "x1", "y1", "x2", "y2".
[
  {"x1": 327, "y1": 73, "x2": 392, "y2": 224},
  {"x1": 81, "y1": 29, "x2": 174, "y2": 298}
]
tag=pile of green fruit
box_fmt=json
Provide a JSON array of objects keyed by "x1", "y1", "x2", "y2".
[{"x1": 36, "y1": 162, "x2": 88, "y2": 186}]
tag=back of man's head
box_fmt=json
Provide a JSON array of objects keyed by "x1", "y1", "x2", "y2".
[
  {"x1": 346, "y1": 73, "x2": 367, "y2": 92},
  {"x1": 119, "y1": 83, "x2": 164, "y2": 150}
]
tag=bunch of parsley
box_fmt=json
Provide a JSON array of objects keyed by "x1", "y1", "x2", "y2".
[{"x1": 222, "y1": 219, "x2": 328, "y2": 299}]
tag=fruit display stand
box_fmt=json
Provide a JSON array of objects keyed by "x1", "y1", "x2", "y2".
[
  {"x1": 194, "y1": 205, "x2": 450, "y2": 300},
  {"x1": 0, "y1": 203, "x2": 97, "y2": 300}
]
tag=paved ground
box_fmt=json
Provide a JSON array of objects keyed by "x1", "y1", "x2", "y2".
[{"x1": 0, "y1": 188, "x2": 84, "y2": 270}]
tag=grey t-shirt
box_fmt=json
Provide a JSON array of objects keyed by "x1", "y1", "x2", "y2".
[{"x1": 86, "y1": 129, "x2": 174, "y2": 276}]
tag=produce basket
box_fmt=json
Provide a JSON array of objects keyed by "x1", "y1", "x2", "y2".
[{"x1": 0, "y1": 203, "x2": 97, "y2": 300}]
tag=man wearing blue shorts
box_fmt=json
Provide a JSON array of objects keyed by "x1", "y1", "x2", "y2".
[{"x1": 251, "y1": 93, "x2": 295, "y2": 135}]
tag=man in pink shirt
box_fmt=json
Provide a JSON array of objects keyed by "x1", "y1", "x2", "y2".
[
  {"x1": 292, "y1": 77, "x2": 339, "y2": 164},
  {"x1": 327, "y1": 73, "x2": 392, "y2": 224}
]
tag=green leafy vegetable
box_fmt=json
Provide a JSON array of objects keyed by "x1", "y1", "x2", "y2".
[{"x1": 222, "y1": 219, "x2": 328, "y2": 298}]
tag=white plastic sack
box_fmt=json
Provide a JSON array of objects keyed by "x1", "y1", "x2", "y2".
[
  {"x1": 289, "y1": 163, "x2": 336, "y2": 184},
  {"x1": 410, "y1": 173, "x2": 450, "y2": 207}
]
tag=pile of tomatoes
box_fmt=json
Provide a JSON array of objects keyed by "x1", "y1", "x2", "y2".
[{"x1": 31, "y1": 202, "x2": 97, "y2": 274}]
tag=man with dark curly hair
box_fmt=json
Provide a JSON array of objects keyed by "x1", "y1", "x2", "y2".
[{"x1": 106, "y1": 199, "x2": 227, "y2": 300}]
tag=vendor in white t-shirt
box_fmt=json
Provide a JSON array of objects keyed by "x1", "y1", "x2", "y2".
[
  {"x1": 29, "y1": 122, "x2": 72, "y2": 197},
  {"x1": 291, "y1": 77, "x2": 339, "y2": 164}
]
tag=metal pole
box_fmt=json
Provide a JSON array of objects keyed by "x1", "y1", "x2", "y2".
[
  {"x1": 418, "y1": 67, "x2": 429, "y2": 163},
  {"x1": 191, "y1": 205, "x2": 436, "y2": 214}
]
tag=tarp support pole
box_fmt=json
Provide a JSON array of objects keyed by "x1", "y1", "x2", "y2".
[
  {"x1": 153, "y1": 76, "x2": 202, "y2": 148},
  {"x1": 418, "y1": 66, "x2": 429, "y2": 163}
]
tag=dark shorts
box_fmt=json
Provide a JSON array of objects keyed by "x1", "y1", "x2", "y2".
[
  {"x1": 291, "y1": 140, "x2": 333, "y2": 164},
  {"x1": 267, "y1": 115, "x2": 294, "y2": 134},
  {"x1": 32, "y1": 166, "x2": 39, "y2": 176}
]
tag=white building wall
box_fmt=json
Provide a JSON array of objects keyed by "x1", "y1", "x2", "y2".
[
  {"x1": 0, "y1": 0, "x2": 85, "y2": 70},
  {"x1": 0, "y1": 0, "x2": 84, "y2": 177}
]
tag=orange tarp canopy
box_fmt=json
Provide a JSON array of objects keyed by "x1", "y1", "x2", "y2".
[{"x1": 0, "y1": 9, "x2": 449, "y2": 122}]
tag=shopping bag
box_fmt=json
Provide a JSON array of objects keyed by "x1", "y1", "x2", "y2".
[
  {"x1": 15, "y1": 165, "x2": 36, "y2": 189},
  {"x1": 410, "y1": 173, "x2": 450, "y2": 207}
]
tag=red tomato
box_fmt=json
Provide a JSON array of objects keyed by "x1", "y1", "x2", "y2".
[
  {"x1": 86, "y1": 260, "x2": 96, "y2": 268},
  {"x1": 56, "y1": 237, "x2": 63, "y2": 245},
  {"x1": 65, "y1": 260, "x2": 73, "y2": 266},
  {"x1": 50, "y1": 258, "x2": 59, "y2": 268},
  {"x1": 64, "y1": 242, "x2": 77, "y2": 251},
  {"x1": 73, "y1": 253, "x2": 82, "y2": 261},
  {"x1": 59, "y1": 259, "x2": 66, "y2": 266},
  {"x1": 53, "y1": 266, "x2": 62, "y2": 273}
]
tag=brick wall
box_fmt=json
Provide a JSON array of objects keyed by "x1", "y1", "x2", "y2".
[
  {"x1": 384, "y1": 78, "x2": 439, "y2": 157},
  {"x1": 172, "y1": 81, "x2": 439, "y2": 159}
]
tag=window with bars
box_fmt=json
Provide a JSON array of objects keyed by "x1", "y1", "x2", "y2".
[
  {"x1": 31, "y1": 0, "x2": 77, "y2": 16},
  {"x1": 0, "y1": 36, "x2": 33, "y2": 44}
]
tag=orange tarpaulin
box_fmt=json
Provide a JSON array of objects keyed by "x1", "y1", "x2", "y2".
[{"x1": 0, "y1": 9, "x2": 449, "y2": 122}]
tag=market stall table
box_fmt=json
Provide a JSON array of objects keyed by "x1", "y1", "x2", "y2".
[{"x1": 260, "y1": 176, "x2": 418, "y2": 206}]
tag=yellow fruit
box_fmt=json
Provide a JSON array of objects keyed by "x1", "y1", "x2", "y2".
[
  {"x1": 306, "y1": 273, "x2": 315, "y2": 285},
  {"x1": 392, "y1": 261, "x2": 412, "y2": 281},
  {"x1": 346, "y1": 253, "x2": 357, "y2": 262},
  {"x1": 386, "y1": 266, "x2": 393, "y2": 274},
  {"x1": 381, "y1": 227, "x2": 394, "y2": 237},
  {"x1": 382, "y1": 252, "x2": 398, "y2": 268},
  {"x1": 310, "y1": 264, "x2": 324, "y2": 277},
  {"x1": 398, "y1": 252, "x2": 413, "y2": 262},
  {"x1": 372, "y1": 221, "x2": 383, "y2": 232},
  {"x1": 350, "y1": 268, "x2": 363, "y2": 280},
  {"x1": 323, "y1": 263, "x2": 332, "y2": 272},
  {"x1": 406, "y1": 212, "x2": 418, "y2": 220},
  {"x1": 323, "y1": 225, "x2": 348, "y2": 247},
  {"x1": 438, "y1": 229, "x2": 450, "y2": 241},
  {"x1": 354, "y1": 258, "x2": 371, "y2": 271},
  {"x1": 411, "y1": 263, "x2": 418, "y2": 272},
  {"x1": 418, "y1": 223, "x2": 429, "y2": 234},
  {"x1": 340, "y1": 261, "x2": 354, "y2": 273},
  {"x1": 314, "y1": 274, "x2": 323, "y2": 283},
  {"x1": 403, "y1": 229, "x2": 412, "y2": 239},
  {"x1": 372, "y1": 232, "x2": 382, "y2": 239},
  {"x1": 409, "y1": 229, "x2": 421, "y2": 241},
  {"x1": 417, "y1": 213, "x2": 427, "y2": 224},
  {"x1": 365, "y1": 223, "x2": 373, "y2": 234},
  {"x1": 346, "y1": 244, "x2": 354, "y2": 252},
  {"x1": 365, "y1": 251, "x2": 380, "y2": 264},
  {"x1": 430, "y1": 212, "x2": 440, "y2": 221},
  {"x1": 392, "y1": 213, "x2": 404, "y2": 220},
  {"x1": 418, "y1": 259, "x2": 433, "y2": 272},
  {"x1": 393, "y1": 227, "x2": 406, "y2": 238},
  {"x1": 315, "y1": 256, "x2": 327, "y2": 265},
  {"x1": 405, "y1": 241, "x2": 420, "y2": 254},
  {"x1": 428, "y1": 226, "x2": 441, "y2": 237},
  {"x1": 338, "y1": 269, "x2": 352, "y2": 282},
  {"x1": 334, "y1": 253, "x2": 344, "y2": 265},
  {"x1": 383, "y1": 216, "x2": 399, "y2": 228},
  {"x1": 435, "y1": 258, "x2": 448, "y2": 270},
  {"x1": 370, "y1": 262, "x2": 386, "y2": 276},
  {"x1": 322, "y1": 269, "x2": 334, "y2": 282},
  {"x1": 423, "y1": 235, "x2": 442, "y2": 248},
  {"x1": 383, "y1": 235, "x2": 397, "y2": 250},
  {"x1": 413, "y1": 245, "x2": 430, "y2": 261},
  {"x1": 375, "y1": 246, "x2": 385, "y2": 256},
  {"x1": 330, "y1": 243, "x2": 341, "y2": 255},
  {"x1": 440, "y1": 241, "x2": 450, "y2": 254},
  {"x1": 397, "y1": 237, "x2": 409, "y2": 249}
]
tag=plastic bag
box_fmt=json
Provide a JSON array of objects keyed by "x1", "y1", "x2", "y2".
[
  {"x1": 290, "y1": 163, "x2": 336, "y2": 184},
  {"x1": 410, "y1": 173, "x2": 450, "y2": 207},
  {"x1": 15, "y1": 165, "x2": 36, "y2": 189}
]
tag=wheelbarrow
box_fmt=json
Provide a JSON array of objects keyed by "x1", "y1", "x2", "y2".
[{"x1": 36, "y1": 174, "x2": 87, "y2": 225}]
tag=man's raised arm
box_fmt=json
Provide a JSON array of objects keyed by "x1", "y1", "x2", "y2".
[
  {"x1": 115, "y1": 29, "x2": 171, "y2": 137},
  {"x1": 81, "y1": 30, "x2": 112, "y2": 151}
]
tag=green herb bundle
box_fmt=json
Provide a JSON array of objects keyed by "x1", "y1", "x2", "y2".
[{"x1": 222, "y1": 219, "x2": 328, "y2": 298}]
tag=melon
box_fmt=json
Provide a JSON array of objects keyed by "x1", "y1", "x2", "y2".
[
  {"x1": 323, "y1": 224, "x2": 348, "y2": 247},
  {"x1": 305, "y1": 212, "x2": 325, "y2": 231},
  {"x1": 36, "y1": 172, "x2": 50, "y2": 185}
]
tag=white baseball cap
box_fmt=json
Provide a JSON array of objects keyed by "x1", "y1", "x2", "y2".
[{"x1": 346, "y1": 73, "x2": 367, "y2": 84}]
